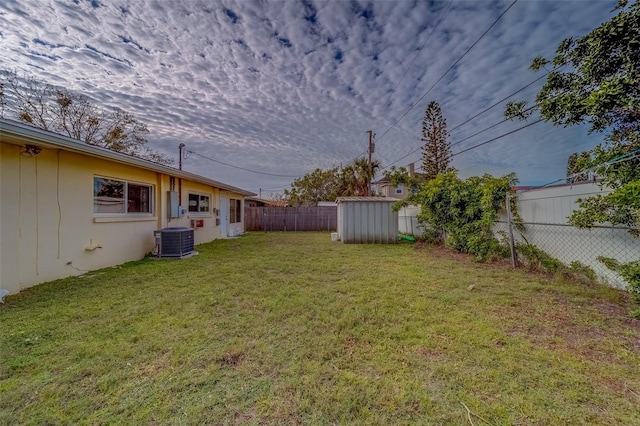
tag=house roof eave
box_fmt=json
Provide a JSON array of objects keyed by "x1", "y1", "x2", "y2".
[{"x1": 0, "y1": 118, "x2": 256, "y2": 197}]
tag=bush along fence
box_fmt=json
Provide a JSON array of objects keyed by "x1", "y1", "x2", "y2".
[
  {"x1": 245, "y1": 206, "x2": 337, "y2": 232},
  {"x1": 496, "y1": 183, "x2": 639, "y2": 292}
]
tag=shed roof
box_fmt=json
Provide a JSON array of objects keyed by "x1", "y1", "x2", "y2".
[
  {"x1": 336, "y1": 196, "x2": 399, "y2": 203},
  {"x1": 1, "y1": 118, "x2": 255, "y2": 196}
]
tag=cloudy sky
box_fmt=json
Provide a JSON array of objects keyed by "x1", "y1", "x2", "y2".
[{"x1": 0, "y1": 0, "x2": 618, "y2": 194}]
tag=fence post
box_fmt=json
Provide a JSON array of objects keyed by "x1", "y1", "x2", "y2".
[
  {"x1": 506, "y1": 192, "x2": 517, "y2": 268},
  {"x1": 263, "y1": 208, "x2": 267, "y2": 233}
]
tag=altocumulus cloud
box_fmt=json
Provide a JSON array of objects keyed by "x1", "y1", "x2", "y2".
[{"x1": 0, "y1": 0, "x2": 618, "y2": 192}]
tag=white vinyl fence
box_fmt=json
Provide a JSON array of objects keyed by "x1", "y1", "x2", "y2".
[{"x1": 398, "y1": 205, "x2": 423, "y2": 237}]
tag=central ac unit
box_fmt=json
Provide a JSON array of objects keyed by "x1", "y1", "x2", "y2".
[{"x1": 155, "y1": 227, "x2": 194, "y2": 258}]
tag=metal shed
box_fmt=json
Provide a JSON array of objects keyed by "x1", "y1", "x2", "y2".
[{"x1": 336, "y1": 197, "x2": 399, "y2": 244}]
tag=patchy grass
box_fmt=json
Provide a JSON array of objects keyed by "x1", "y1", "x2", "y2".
[{"x1": 1, "y1": 232, "x2": 639, "y2": 425}]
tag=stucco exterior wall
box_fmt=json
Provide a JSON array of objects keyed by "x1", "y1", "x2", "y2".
[
  {"x1": 1, "y1": 143, "x2": 160, "y2": 293},
  {"x1": 172, "y1": 179, "x2": 222, "y2": 244},
  {"x1": 1, "y1": 137, "x2": 246, "y2": 295}
]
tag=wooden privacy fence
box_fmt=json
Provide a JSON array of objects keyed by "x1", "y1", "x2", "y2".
[{"x1": 245, "y1": 206, "x2": 337, "y2": 232}]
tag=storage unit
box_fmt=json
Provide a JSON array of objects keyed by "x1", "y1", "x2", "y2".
[
  {"x1": 336, "y1": 197, "x2": 399, "y2": 244},
  {"x1": 154, "y1": 227, "x2": 195, "y2": 258}
]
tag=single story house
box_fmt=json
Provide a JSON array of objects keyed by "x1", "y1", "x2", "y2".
[
  {"x1": 1, "y1": 118, "x2": 254, "y2": 295},
  {"x1": 244, "y1": 196, "x2": 288, "y2": 207}
]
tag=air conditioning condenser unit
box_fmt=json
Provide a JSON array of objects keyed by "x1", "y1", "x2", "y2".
[{"x1": 154, "y1": 227, "x2": 195, "y2": 258}]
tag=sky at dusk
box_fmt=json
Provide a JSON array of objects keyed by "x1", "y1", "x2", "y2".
[{"x1": 0, "y1": 0, "x2": 619, "y2": 195}]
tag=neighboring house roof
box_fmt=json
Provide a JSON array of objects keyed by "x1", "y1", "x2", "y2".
[
  {"x1": 373, "y1": 175, "x2": 426, "y2": 187},
  {"x1": 245, "y1": 196, "x2": 288, "y2": 207},
  {"x1": 0, "y1": 118, "x2": 255, "y2": 196},
  {"x1": 372, "y1": 176, "x2": 392, "y2": 185}
]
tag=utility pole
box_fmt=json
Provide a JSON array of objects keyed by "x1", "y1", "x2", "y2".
[
  {"x1": 367, "y1": 130, "x2": 375, "y2": 196},
  {"x1": 178, "y1": 143, "x2": 185, "y2": 170}
]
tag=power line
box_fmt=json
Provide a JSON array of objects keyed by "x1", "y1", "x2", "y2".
[
  {"x1": 373, "y1": 49, "x2": 556, "y2": 170},
  {"x1": 380, "y1": 103, "x2": 537, "y2": 170},
  {"x1": 350, "y1": 150, "x2": 368, "y2": 163},
  {"x1": 450, "y1": 118, "x2": 508, "y2": 148},
  {"x1": 377, "y1": 1, "x2": 453, "y2": 113},
  {"x1": 187, "y1": 150, "x2": 301, "y2": 178},
  {"x1": 448, "y1": 71, "x2": 549, "y2": 135},
  {"x1": 518, "y1": 148, "x2": 640, "y2": 193},
  {"x1": 381, "y1": 144, "x2": 422, "y2": 171},
  {"x1": 383, "y1": 118, "x2": 543, "y2": 174},
  {"x1": 380, "y1": 77, "x2": 549, "y2": 171},
  {"x1": 397, "y1": 133, "x2": 640, "y2": 187},
  {"x1": 373, "y1": 43, "x2": 550, "y2": 168},
  {"x1": 260, "y1": 186, "x2": 288, "y2": 191},
  {"x1": 451, "y1": 119, "x2": 543, "y2": 157},
  {"x1": 376, "y1": 0, "x2": 519, "y2": 143},
  {"x1": 447, "y1": 85, "x2": 574, "y2": 157},
  {"x1": 450, "y1": 101, "x2": 540, "y2": 149}
]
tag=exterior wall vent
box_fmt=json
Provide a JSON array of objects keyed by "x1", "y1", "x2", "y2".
[{"x1": 154, "y1": 227, "x2": 194, "y2": 258}]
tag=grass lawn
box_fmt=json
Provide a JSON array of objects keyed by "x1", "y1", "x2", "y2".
[{"x1": 1, "y1": 232, "x2": 639, "y2": 425}]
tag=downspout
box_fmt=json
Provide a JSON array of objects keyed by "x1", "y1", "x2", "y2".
[{"x1": 178, "y1": 143, "x2": 185, "y2": 212}]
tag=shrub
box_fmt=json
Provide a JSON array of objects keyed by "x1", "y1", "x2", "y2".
[
  {"x1": 411, "y1": 171, "x2": 517, "y2": 260},
  {"x1": 516, "y1": 242, "x2": 564, "y2": 273},
  {"x1": 598, "y1": 257, "x2": 640, "y2": 318}
]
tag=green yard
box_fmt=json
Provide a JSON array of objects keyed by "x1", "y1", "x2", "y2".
[{"x1": 1, "y1": 232, "x2": 639, "y2": 425}]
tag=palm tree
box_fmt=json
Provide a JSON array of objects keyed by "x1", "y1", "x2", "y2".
[{"x1": 339, "y1": 157, "x2": 380, "y2": 196}]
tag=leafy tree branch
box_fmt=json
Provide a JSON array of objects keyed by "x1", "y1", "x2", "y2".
[{"x1": 0, "y1": 69, "x2": 173, "y2": 165}]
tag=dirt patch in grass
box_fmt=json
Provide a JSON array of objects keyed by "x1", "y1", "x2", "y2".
[
  {"x1": 414, "y1": 241, "x2": 476, "y2": 262},
  {"x1": 217, "y1": 352, "x2": 245, "y2": 368}
]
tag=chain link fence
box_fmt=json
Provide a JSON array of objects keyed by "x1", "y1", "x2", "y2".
[
  {"x1": 494, "y1": 220, "x2": 639, "y2": 288},
  {"x1": 495, "y1": 184, "x2": 639, "y2": 289}
]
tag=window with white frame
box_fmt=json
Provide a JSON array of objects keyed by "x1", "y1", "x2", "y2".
[
  {"x1": 395, "y1": 184, "x2": 404, "y2": 195},
  {"x1": 230, "y1": 198, "x2": 242, "y2": 223},
  {"x1": 94, "y1": 177, "x2": 152, "y2": 214},
  {"x1": 188, "y1": 192, "x2": 210, "y2": 214}
]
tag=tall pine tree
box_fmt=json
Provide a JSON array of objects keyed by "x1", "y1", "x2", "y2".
[{"x1": 421, "y1": 100, "x2": 451, "y2": 180}]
